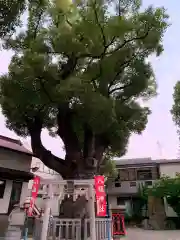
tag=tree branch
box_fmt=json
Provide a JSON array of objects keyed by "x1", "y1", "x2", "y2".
[
  {"x1": 60, "y1": 54, "x2": 78, "y2": 80},
  {"x1": 108, "y1": 47, "x2": 149, "y2": 95},
  {"x1": 79, "y1": 26, "x2": 150, "y2": 60},
  {"x1": 87, "y1": 27, "x2": 150, "y2": 93},
  {"x1": 109, "y1": 83, "x2": 132, "y2": 95},
  {"x1": 37, "y1": 76, "x2": 55, "y2": 103},
  {"x1": 92, "y1": 0, "x2": 106, "y2": 47},
  {"x1": 27, "y1": 116, "x2": 69, "y2": 178},
  {"x1": 27, "y1": 0, "x2": 44, "y2": 42},
  {"x1": 108, "y1": 54, "x2": 135, "y2": 94},
  {"x1": 107, "y1": 26, "x2": 150, "y2": 55}
]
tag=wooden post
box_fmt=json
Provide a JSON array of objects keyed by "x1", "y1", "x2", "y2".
[
  {"x1": 88, "y1": 183, "x2": 96, "y2": 240},
  {"x1": 41, "y1": 183, "x2": 53, "y2": 240}
]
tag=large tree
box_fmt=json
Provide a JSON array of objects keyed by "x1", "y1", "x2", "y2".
[{"x1": 0, "y1": 0, "x2": 168, "y2": 179}]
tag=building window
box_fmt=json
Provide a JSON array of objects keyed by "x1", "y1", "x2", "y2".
[
  {"x1": 145, "y1": 181, "x2": 152, "y2": 186},
  {"x1": 115, "y1": 182, "x2": 121, "y2": 187},
  {"x1": 119, "y1": 169, "x2": 129, "y2": 181},
  {"x1": 114, "y1": 174, "x2": 121, "y2": 187},
  {"x1": 130, "y1": 181, "x2": 136, "y2": 187},
  {"x1": 117, "y1": 197, "x2": 125, "y2": 206},
  {"x1": 128, "y1": 168, "x2": 136, "y2": 181},
  {"x1": 137, "y1": 169, "x2": 152, "y2": 180},
  {"x1": 11, "y1": 181, "x2": 22, "y2": 202},
  {"x1": 0, "y1": 179, "x2": 6, "y2": 198}
]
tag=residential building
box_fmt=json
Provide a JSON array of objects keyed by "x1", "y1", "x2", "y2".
[
  {"x1": 0, "y1": 135, "x2": 34, "y2": 236},
  {"x1": 29, "y1": 157, "x2": 63, "y2": 216},
  {"x1": 107, "y1": 158, "x2": 180, "y2": 217}
]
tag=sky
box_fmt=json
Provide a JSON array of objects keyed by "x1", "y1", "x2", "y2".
[{"x1": 0, "y1": 0, "x2": 179, "y2": 160}]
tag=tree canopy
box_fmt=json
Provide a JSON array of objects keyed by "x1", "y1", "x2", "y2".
[
  {"x1": 0, "y1": 0, "x2": 26, "y2": 38},
  {"x1": 0, "y1": 0, "x2": 169, "y2": 178}
]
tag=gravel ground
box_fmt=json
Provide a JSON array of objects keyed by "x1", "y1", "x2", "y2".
[{"x1": 125, "y1": 228, "x2": 180, "y2": 240}]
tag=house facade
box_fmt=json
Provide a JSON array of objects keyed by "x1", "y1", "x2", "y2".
[
  {"x1": 107, "y1": 158, "x2": 180, "y2": 217},
  {"x1": 0, "y1": 135, "x2": 34, "y2": 236}
]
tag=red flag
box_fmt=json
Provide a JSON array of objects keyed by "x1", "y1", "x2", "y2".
[
  {"x1": 94, "y1": 176, "x2": 106, "y2": 217},
  {"x1": 28, "y1": 176, "x2": 40, "y2": 216}
]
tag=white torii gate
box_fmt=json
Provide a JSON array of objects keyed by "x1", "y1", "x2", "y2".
[{"x1": 40, "y1": 179, "x2": 96, "y2": 240}]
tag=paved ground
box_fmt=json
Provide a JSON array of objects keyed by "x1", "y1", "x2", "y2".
[{"x1": 125, "y1": 228, "x2": 180, "y2": 240}]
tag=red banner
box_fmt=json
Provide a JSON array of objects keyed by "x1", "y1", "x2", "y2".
[
  {"x1": 28, "y1": 176, "x2": 40, "y2": 216},
  {"x1": 94, "y1": 175, "x2": 106, "y2": 217}
]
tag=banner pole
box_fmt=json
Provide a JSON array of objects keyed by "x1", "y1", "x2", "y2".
[{"x1": 106, "y1": 190, "x2": 111, "y2": 240}]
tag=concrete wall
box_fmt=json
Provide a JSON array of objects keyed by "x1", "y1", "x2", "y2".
[
  {"x1": 31, "y1": 157, "x2": 59, "y2": 176},
  {"x1": 164, "y1": 198, "x2": 177, "y2": 217},
  {"x1": 107, "y1": 180, "x2": 155, "y2": 195},
  {"x1": 108, "y1": 195, "x2": 132, "y2": 216},
  {"x1": 20, "y1": 182, "x2": 29, "y2": 205},
  {"x1": 0, "y1": 148, "x2": 31, "y2": 172},
  {"x1": 107, "y1": 181, "x2": 138, "y2": 195},
  {"x1": 0, "y1": 180, "x2": 12, "y2": 214},
  {"x1": 159, "y1": 163, "x2": 180, "y2": 178},
  {"x1": 108, "y1": 195, "x2": 126, "y2": 210},
  {"x1": 0, "y1": 149, "x2": 32, "y2": 214}
]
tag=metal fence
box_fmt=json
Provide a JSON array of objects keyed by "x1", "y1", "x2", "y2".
[
  {"x1": 33, "y1": 217, "x2": 112, "y2": 240},
  {"x1": 49, "y1": 218, "x2": 81, "y2": 240},
  {"x1": 84, "y1": 218, "x2": 112, "y2": 240},
  {"x1": 33, "y1": 218, "x2": 43, "y2": 240}
]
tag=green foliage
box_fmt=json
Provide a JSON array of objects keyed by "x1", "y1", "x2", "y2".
[
  {"x1": 138, "y1": 183, "x2": 148, "y2": 201},
  {"x1": 171, "y1": 82, "x2": 180, "y2": 157},
  {"x1": 99, "y1": 151, "x2": 118, "y2": 178},
  {"x1": 171, "y1": 81, "x2": 180, "y2": 128},
  {"x1": 0, "y1": 0, "x2": 169, "y2": 165},
  {"x1": 131, "y1": 184, "x2": 148, "y2": 219},
  {"x1": 0, "y1": 0, "x2": 26, "y2": 38},
  {"x1": 148, "y1": 174, "x2": 180, "y2": 217}
]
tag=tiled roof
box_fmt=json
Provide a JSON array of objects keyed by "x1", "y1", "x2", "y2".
[
  {"x1": 0, "y1": 135, "x2": 33, "y2": 156},
  {"x1": 115, "y1": 157, "x2": 180, "y2": 166}
]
